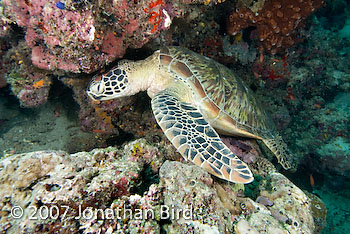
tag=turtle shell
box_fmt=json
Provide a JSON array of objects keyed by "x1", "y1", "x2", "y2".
[{"x1": 159, "y1": 46, "x2": 276, "y2": 139}]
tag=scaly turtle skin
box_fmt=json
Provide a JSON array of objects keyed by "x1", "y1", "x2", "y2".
[{"x1": 87, "y1": 46, "x2": 295, "y2": 184}]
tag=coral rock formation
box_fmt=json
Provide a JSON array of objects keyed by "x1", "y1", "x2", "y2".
[
  {"x1": 1, "y1": 0, "x2": 195, "y2": 73},
  {"x1": 160, "y1": 160, "x2": 326, "y2": 233},
  {"x1": 227, "y1": 0, "x2": 325, "y2": 54},
  {"x1": 0, "y1": 138, "x2": 326, "y2": 233},
  {"x1": 1, "y1": 0, "x2": 222, "y2": 74},
  {"x1": 0, "y1": 139, "x2": 165, "y2": 233}
]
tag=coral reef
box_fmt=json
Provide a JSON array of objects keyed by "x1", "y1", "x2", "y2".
[
  {"x1": 0, "y1": 0, "x2": 208, "y2": 74},
  {"x1": 160, "y1": 160, "x2": 325, "y2": 233},
  {"x1": 227, "y1": 0, "x2": 325, "y2": 54},
  {"x1": 1, "y1": 0, "x2": 347, "y2": 232},
  {"x1": 241, "y1": 8, "x2": 349, "y2": 231},
  {"x1": 0, "y1": 139, "x2": 166, "y2": 233},
  {"x1": 0, "y1": 0, "x2": 228, "y2": 107},
  {"x1": 158, "y1": 2, "x2": 227, "y2": 62},
  {"x1": 0, "y1": 138, "x2": 326, "y2": 233},
  {"x1": 294, "y1": 92, "x2": 350, "y2": 177},
  {"x1": 3, "y1": 41, "x2": 52, "y2": 107},
  {"x1": 79, "y1": 184, "x2": 163, "y2": 233},
  {"x1": 278, "y1": 22, "x2": 350, "y2": 179},
  {"x1": 160, "y1": 161, "x2": 235, "y2": 233}
]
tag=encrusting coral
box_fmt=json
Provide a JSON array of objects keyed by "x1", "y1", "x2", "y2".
[
  {"x1": 1, "y1": 0, "x2": 213, "y2": 73},
  {"x1": 0, "y1": 138, "x2": 327, "y2": 233},
  {"x1": 227, "y1": 0, "x2": 325, "y2": 54}
]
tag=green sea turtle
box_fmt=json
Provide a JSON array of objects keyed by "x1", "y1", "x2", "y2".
[{"x1": 87, "y1": 46, "x2": 294, "y2": 184}]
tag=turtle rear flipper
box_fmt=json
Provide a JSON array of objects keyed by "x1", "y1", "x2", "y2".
[
  {"x1": 151, "y1": 90, "x2": 254, "y2": 184},
  {"x1": 262, "y1": 135, "x2": 296, "y2": 170}
]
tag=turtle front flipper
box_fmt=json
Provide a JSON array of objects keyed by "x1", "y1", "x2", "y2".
[
  {"x1": 151, "y1": 90, "x2": 254, "y2": 184},
  {"x1": 262, "y1": 135, "x2": 296, "y2": 170}
]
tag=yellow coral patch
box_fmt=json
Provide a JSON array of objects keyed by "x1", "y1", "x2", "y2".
[{"x1": 131, "y1": 143, "x2": 144, "y2": 157}]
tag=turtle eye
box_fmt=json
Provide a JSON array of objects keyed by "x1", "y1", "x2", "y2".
[{"x1": 90, "y1": 81, "x2": 104, "y2": 94}]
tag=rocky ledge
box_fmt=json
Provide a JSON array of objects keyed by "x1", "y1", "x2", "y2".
[{"x1": 0, "y1": 139, "x2": 326, "y2": 233}]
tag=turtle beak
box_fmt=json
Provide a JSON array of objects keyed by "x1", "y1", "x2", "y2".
[{"x1": 87, "y1": 92, "x2": 103, "y2": 101}]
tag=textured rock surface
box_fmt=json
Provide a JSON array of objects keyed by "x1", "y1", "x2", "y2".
[
  {"x1": 160, "y1": 161, "x2": 321, "y2": 234},
  {"x1": 0, "y1": 149, "x2": 141, "y2": 232},
  {"x1": 1, "y1": 0, "x2": 210, "y2": 73},
  {"x1": 0, "y1": 139, "x2": 166, "y2": 233},
  {"x1": 0, "y1": 139, "x2": 326, "y2": 233}
]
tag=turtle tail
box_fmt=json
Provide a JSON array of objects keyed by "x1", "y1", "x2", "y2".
[{"x1": 262, "y1": 134, "x2": 296, "y2": 170}]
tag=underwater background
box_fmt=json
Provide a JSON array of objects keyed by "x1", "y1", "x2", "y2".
[{"x1": 0, "y1": 0, "x2": 349, "y2": 233}]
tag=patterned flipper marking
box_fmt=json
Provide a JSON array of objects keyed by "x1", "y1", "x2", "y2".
[
  {"x1": 262, "y1": 136, "x2": 295, "y2": 170},
  {"x1": 151, "y1": 91, "x2": 254, "y2": 184}
]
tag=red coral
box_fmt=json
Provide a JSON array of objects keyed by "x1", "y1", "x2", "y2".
[
  {"x1": 144, "y1": 0, "x2": 165, "y2": 33},
  {"x1": 100, "y1": 32, "x2": 126, "y2": 59},
  {"x1": 114, "y1": 177, "x2": 130, "y2": 197},
  {"x1": 227, "y1": 0, "x2": 325, "y2": 54}
]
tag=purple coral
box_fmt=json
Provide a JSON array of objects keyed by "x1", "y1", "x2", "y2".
[
  {"x1": 221, "y1": 137, "x2": 259, "y2": 164},
  {"x1": 16, "y1": 86, "x2": 50, "y2": 107}
]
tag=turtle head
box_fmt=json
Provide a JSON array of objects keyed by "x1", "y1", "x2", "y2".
[
  {"x1": 87, "y1": 63, "x2": 133, "y2": 101},
  {"x1": 87, "y1": 52, "x2": 160, "y2": 101}
]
